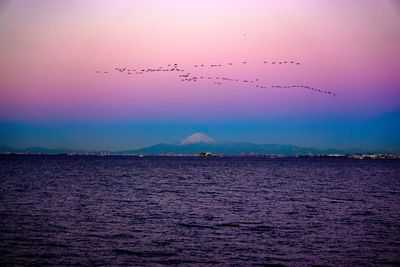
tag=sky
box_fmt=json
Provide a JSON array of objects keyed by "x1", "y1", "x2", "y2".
[{"x1": 0, "y1": 0, "x2": 399, "y2": 151}]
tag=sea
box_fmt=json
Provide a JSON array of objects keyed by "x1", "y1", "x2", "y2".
[{"x1": 0, "y1": 155, "x2": 399, "y2": 266}]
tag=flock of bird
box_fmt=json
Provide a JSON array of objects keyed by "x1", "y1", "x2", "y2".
[{"x1": 96, "y1": 60, "x2": 338, "y2": 97}]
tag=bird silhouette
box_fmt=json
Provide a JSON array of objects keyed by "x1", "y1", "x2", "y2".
[{"x1": 96, "y1": 59, "x2": 338, "y2": 97}]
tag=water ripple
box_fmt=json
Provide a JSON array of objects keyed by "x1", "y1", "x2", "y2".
[{"x1": 0, "y1": 155, "x2": 399, "y2": 266}]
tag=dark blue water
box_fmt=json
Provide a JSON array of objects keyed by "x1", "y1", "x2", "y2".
[{"x1": 0, "y1": 155, "x2": 399, "y2": 266}]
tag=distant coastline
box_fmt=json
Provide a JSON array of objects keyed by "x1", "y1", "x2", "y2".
[
  {"x1": 1, "y1": 151, "x2": 399, "y2": 160},
  {"x1": 2, "y1": 133, "x2": 399, "y2": 159}
]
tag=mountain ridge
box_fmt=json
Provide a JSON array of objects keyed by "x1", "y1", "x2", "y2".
[
  {"x1": 0, "y1": 142, "x2": 381, "y2": 155},
  {"x1": 119, "y1": 141, "x2": 363, "y2": 155},
  {"x1": 117, "y1": 133, "x2": 348, "y2": 155},
  {"x1": 0, "y1": 131, "x2": 380, "y2": 156}
]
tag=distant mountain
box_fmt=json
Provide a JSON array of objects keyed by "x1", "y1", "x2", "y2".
[
  {"x1": 0, "y1": 145, "x2": 80, "y2": 154},
  {"x1": 121, "y1": 142, "x2": 347, "y2": 155},
  {"x1": 0, "y1": 132, "x2": 376, "y2": 155},
  {"x1": 180, "y1": 132, "x2": 216, "y2": 145},
  {"x1": 119, "y1": 133, "x2": 349, "y2": 155}
]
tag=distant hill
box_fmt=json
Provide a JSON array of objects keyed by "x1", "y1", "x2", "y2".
[
  {"x1": 119, "y1": 142, "x2": 348, "y2": 155},
  {"x1": 118, "y1": 133, "x2": 349, "y2": 155},
  {"x1": 0, "y1": 132, "x2": 372, "y2": 156},
  {"x1": 0, "y1": 145, "x2": 81, "y2": 154}
]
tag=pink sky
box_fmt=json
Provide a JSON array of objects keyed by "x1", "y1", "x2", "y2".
[{"x1": 1, "y1": 0, "x2": 399, "y2": 121}]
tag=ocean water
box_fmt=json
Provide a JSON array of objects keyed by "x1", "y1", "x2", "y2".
[{"x1": 0, "y1": 155, "x2": 399, "y2": 266}]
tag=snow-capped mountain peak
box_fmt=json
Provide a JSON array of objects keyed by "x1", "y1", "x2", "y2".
[{"x1": 180, "y1": 133, "x2": 216, "y2": 145}]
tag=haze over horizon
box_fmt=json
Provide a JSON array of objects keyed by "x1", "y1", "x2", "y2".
[{"x1": 1, "y1": 0, "x2": 399, "y2": 151}]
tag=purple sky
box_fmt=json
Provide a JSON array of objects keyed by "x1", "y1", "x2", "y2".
[{"x1": 0, "y1": 1, "x2": 399, "y2": 150}]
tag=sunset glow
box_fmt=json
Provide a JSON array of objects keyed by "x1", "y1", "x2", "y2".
[{"x1": 0, "y1": 0, "x2": 399, "y2": 150}]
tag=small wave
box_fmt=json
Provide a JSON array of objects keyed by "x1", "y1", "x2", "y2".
[
  {"x1": 217, "y1": 223, "x2": 241, "y2": 228},
  {"x1": 254, "y1": 263, "x2": 286, "y2": 267},
  {"x1": 178, "y1": 223, "x2": 214, "y2": 229},
  {"x1": 351, "y1": 211, "x2": 373, "y2": 216},
  {"x1": 155, "y1": 259, "x2": 221, "y2": 265},
  {"x1": 372, "y1": 260, "x2": 400, "y2": 266},
  {"x1": 248, "y1": 225, "x2": 275, "y2": 232},
  {"x1": 42, "y1": 242, "x2": 69, "y2": 248},
  {"x1": 112, "y1": 249, "x2": 175, "y2": 258},
  {"x1": 323, "y1": 197, "x2": 366, "y2": 203}
]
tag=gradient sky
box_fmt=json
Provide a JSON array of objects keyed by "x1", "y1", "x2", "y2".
[{"x1": 0, "y1": 0, "x2": 399, "y2": 151}]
